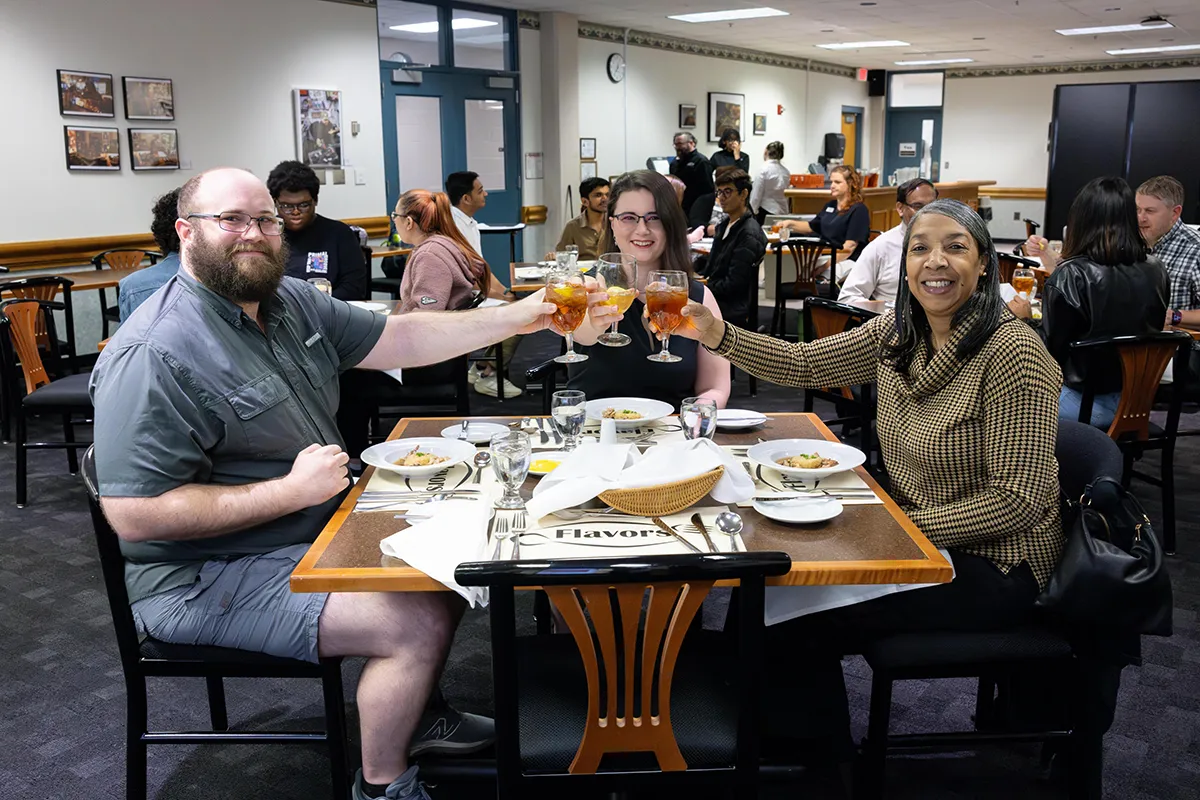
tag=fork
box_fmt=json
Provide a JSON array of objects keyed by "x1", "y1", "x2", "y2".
[
  {"x1": 511, "y1": 510, "x2": 527, "y2": 560},
  {"x1": 490, "y1": 514, "x2": 511, "y2": 561}
]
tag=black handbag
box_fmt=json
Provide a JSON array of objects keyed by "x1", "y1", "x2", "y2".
[{"x1": 1036, "y1": 476, "x2": 1172, "y2": 637}]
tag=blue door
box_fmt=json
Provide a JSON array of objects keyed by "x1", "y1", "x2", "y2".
[
  {"x1": 382, "y1": 67, "x2": 523, "y2": 284},
  {"x1": 884, "y1": 108, "x2": 943, "y2": 183}
]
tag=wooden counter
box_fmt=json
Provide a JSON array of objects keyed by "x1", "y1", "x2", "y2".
[{"x1": 786, "y1": 180, "x2": 996, "y2": 233}]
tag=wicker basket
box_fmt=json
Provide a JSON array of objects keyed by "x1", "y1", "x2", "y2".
[{"x1": 598, "y1": 467, "x2": 725, "y2": 517}]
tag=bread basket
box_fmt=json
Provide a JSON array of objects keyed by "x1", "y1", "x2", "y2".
[{"x1": 598, "y1": 467, "x2": 724, "y2": 517}]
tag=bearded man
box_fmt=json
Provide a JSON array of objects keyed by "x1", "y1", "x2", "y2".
[{"x1": 88, "y1": 167, "x2": 562, "y2": 800}]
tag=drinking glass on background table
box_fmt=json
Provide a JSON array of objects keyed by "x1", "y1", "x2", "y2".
[
  {"x1": 555, "y1": 249, "x2": 578, "y2": 272},
  {"x1": 1012, "y1": 268, "x2": 1036, "y2": 300},
  {"x1": 490, "y1": 431, "x2": 531, "y2": 509},
  {"x1": 778, "y1": 225, "x2": 791, "y2": 244},
  {"x1": 645, "y1": 270, "x2": 689, "y2": 364},
  {"x1": 547, "y1": 266, "x2": 590, "y2": 364},
  {"x1": 307, "y1": 278, "x2": 332, "y2": 295},
  {"x1": 551, "y1": 390, "x2": 587, "y2": 451},
  {"x1": 595, "y1": 252, "x2": 638, "y2": 347},
  {"x1": 680, "y1": 396, "x2": 718, "y2": 440},
  {"x1": 1048, "y1": 240, "x2": 1063, "y2": 257}
]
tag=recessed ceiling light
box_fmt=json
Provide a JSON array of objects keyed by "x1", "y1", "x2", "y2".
[
  {"x1": 1056, "y1": 20, "x2": 1172, "y2": 36},
  {"x1": 973, "y1": 37, "x2": 986, "y2": 40},
  {"x1": 817, "y1": 40, "x2": 910, "y2": 50},
  {"x1": 861, "y1": 2, "x2": 877, "y2": 5},
  {"x1": 1106, "y1": 43, "x2": 1200, "y2": 55},
  {"x1": 390, "y1": 18, "x2": 497, "y2": 33},
  {"x1": 894, "y1": 58, "x2": 975, "y2": 65},
  {"x1": 667, "y1": 7, "x2": 788, "y2": 23}
]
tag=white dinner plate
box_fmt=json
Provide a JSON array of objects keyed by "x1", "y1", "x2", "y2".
[
  {"x1": 347, "y1": 300, "x2": 388, "y2": 312},
  {"x1": 361, "y1": 437, "x2": 476, "y2": 477},
  {"x1": 715, "y1": 409, "x2": 768, "y2": 430},
  {"x1": 583, "y1": 397, "x2": 674, "y2": 430},
  {"x1": 753, "y1": 497, "x2": 844, "y2": 524},
  {"x1": 440, "y1": 422, "x2": 510, "y2": 445},
  {"x1": 528, "y1": 451, "x2": 571, "y2": 477},
  {"x1": 747, "y1": 439, "x2": 866, "y2": 480}
]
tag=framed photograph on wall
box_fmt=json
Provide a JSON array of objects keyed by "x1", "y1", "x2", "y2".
[
  {"x1": 753, "y1": 114, "x2": 767, "y2": 135},
  {"x1": 679, "y1": 104, "x2": 697, "y2": 128},
  {"x1": 581, "y1": 161, "x2": 598, "y2": 181},
  {"x1": 57, "y1": 70, "x2": 115, "y2": 117},
  {"x1": 64, "y1": 126, "x2": 120, "y2": 171},
  {"x1": 294, "y1": 88, "x2": 343, "y2": 168},
  {"x1": 707, "y1": 92, "x2": 744, "y2": 143},
  {"x1": 123, "y1": 77, "x2": 175, "y2": 120},
  {"x1": 579, "y1": 137, "x2": 596, "y2": 160},
  {"x1": 129, "y1": 128, "x2": 180, "y2": 170}
]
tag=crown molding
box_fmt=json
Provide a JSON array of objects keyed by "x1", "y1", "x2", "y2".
[
  {"x1": 517, "y1": 11, "x2": 853, "y2": 76},
  {"x1": 946, "y1": 55, "x2": 1200, "y2": 78}
]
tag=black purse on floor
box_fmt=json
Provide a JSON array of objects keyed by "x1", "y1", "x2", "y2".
[{"x1": 1036, "y1": 476, "x2": 1172, "y2": 637}]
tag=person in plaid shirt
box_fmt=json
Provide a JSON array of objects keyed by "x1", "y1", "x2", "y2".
[{"x1": 1136, "y1": 176, "x2": 1200, "y2": 327}]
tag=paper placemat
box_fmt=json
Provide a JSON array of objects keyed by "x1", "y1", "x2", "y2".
[
  {"x1": 580, "y1": 418, "x2": 687, "y2": 446},
  {"x1": 356, "y1": 461, "x2": 497, "y2": 511},
  {"x1": 721, "y1": 446, "x2": 882, "y2": 507},
  {"x1": 508, "y1": 506, "x2": 739, "y2": 560}
]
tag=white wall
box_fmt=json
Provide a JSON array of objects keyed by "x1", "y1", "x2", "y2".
[
  {"x1": 0, "y1": 0, "x2": 386, "y2": 243},
  {"x1": 518, "y1": 26, "x2": 547, "y2": 259},
  {"x1": 941, "y1": 66, "x2": 1200, "y2": 188},
  {"x1": 575, "y1": 38, "x2": 872, "y2": 183}
]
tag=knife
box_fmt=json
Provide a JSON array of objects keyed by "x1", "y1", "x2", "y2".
[
  {"x1": 690, "y1": 513, "x2": 718, "y2": 553},
  {"x1": 537, "y1": 417, "x2": 550, "y2": 445},
  {"x1": 651, "y1": 517, "x2": 703, "y2": 554}
]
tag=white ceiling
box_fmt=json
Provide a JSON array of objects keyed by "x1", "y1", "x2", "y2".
[{"x1": 483, "y1": 0, "x2": 1200, "y2": 69}]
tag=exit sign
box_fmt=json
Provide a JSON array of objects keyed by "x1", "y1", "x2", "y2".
[{"x1": 856, "y1": 67, "x2": 869, "y2": 81}]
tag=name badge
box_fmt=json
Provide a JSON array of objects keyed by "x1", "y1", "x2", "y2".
[
  {"x1": 306, "y1": 252, "x2": 329, "y2": 274},
  {"x1": 305, "y1": 333, "x2": 322, "y2": 347}
]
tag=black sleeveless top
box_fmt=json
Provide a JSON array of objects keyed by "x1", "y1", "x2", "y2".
[{"x1": 568, "y1": 279, "x2": 705, "y2": 409}]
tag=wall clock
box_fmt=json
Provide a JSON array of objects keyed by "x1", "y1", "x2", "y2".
[{"x1": 606, "y1": 53, "x2": 626, "y2": 83}]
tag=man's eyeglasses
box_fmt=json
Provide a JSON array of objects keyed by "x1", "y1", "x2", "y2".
[
  {"x1": 903, "y1": 202, "x2": 931, "y2": 212},
  {"x1": 716, "y1": 188, "x2": 737, "y2": 199},
  {"x1": 277, "y1": 201, "x2": 314, "y2": 214},
  {"x1": 186, "y1": 213, "x2": 285, "y2": 236},
  {"x1": 612, "y1": 212, "x2": 663, "y2": 228}
]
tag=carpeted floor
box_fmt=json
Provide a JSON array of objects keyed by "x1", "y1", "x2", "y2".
[{"x1": 3, "y1": 324, "x2": 1198, "y2": 799}]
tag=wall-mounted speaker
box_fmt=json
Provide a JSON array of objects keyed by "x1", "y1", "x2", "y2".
[{"x1": 867, "y1": 69, "x2": 887, "y2": 97}]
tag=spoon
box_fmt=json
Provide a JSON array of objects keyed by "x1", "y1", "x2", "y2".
[
  {"x1": 458, "y1": 419, "x2": 470, "y2": 440},
  {"x1": 472, "y1": 451, "x2": 491, "y2": 485},
  {"x1": 715, "y1": 510, "x2": 744, "y2": 552}
]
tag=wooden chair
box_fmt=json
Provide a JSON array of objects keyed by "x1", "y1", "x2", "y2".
[
  {"x1": 997, "y1": 252, "x2": 1048, "y2": 292},
  {"x1": 79, "y1": 447, "x2": 350, "y2": 800},
  {"x1": 91, "y1": 249, "x2": 161, "y2": 337},
  {"x1": 770, "y1": 239, "x2": 836, "y2": 342},
  {"x1": 801, "y1": 298, "x2": 878, "y2": 461},
  {"x1": 0, "y1": 276, "x2": 79, "y2": 443},
  {"x1": 1071, "y1": 331, "x2": 1192, "y2": 553},
  {"x1": 868, "y1": 229, "x2": 883, "y2": 242},
  {"x1": 455, "y1": 552, "x2": 791, "y2": 798},
  {"x1": 0, "y1": 298, "x2": 93, "y2": 506}
]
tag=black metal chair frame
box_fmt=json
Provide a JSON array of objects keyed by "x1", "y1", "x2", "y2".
[
  {"x1": 456, "y1": 552, "x2": 791, "y2": 797},
  {"x1": 769, "y1": 237, "x2": 838, "y2": 342},
  {"x1": 1072, "y1": 331, "x2": 1192, "y2": 554},
  {"x1": 0, "y1": 298, "x2": 91, "y2": 507},
  {"x1": 79, "y1": 446, "x2": 350, "y2": 800},
  {"x1": 856, "y1": 420, "x2": 1124, "y2": 800},
  {"x1": 92, "y1": 249, "x2": 161, "y2": 338},
  {"x1": 367, "y1": 353, "x2": 473, "y2": 446}
]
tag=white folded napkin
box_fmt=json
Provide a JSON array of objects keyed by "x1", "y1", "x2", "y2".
[
  {"x1": 525, "y1": 438, "x2": 755, "y2": 523},
  {"x1": 379, "y1": 500, "x2": 491, "y2": 607}
]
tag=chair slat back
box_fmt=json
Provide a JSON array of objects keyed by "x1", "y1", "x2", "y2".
[
  {"x1": 7, "y1": 284, "x2": 58, "y2": 345},
  {"x1": 1107, "y1": 340, "x2": 1182, "y2": 441},
  {"x1": 787, "y1": 241, "x2": 829, "y2": 297},
  {"x1": 1, "y1": 300, "x2": 51, "y2": 394},
  {"x1": 807, "y1": 301, "x2": 869, "y2": 400},
  {"x1": 545, "y1": 579, "x2": 713, "y2": 774},
  {"x1": 96, "y1": 249, "x2": 149, "y2": 271}
]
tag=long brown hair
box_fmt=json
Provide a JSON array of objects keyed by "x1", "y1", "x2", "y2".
[
  {"x1": 596, "y1": 170, "x2": 694, "y2": 275},
  {"x1": 397, "y1": 189, "x2": 491, "y2": 295},
  {"x1": 831, "y1": 165, "x2": 864, "y2": 214}
]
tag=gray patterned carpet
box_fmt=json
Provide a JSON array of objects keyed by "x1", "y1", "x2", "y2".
[{"x1": 2, "y1": 327, "x2": 1197, "y2": 799}]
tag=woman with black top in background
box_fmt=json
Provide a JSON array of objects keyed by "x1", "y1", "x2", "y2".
[
  {"x1": 711, "y1": 127, "x2": 749, "y2": 173},
  {"x1": 778, "y1": 165, "x2": 870, "y2": 275}
]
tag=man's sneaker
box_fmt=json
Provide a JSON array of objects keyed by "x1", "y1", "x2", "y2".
[
  {"x1": 352, "y1": 766, "x2": 431, "y2": 799},
  {"x1": 408, "y1": 708, "x2": 495, "y2": 756},
  {"x1": 473, "y1": 375, "x2": 523, "y2": 398},
  {"x1": 465, "y1": 366, "x2": 485, "y2": 386}
]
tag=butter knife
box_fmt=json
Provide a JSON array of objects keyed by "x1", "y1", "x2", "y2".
[
  {"x1": 651, "y1": 517, "x2": 703, "y2": 554},
  {"x1": 690, "y1": 513, "x2": 718, "y2": 553},
  {"x1": 537, "y1": 417, "x2": 550, "y2": 445}
]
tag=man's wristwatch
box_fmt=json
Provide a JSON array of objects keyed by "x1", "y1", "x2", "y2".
[{"x1": 1172, "y1": 309, "x2": 1183, "y2": 326}]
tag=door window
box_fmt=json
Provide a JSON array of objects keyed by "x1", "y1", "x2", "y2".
[{"x1": 465, "y1": 99, "x2": 506, "y2": 191}]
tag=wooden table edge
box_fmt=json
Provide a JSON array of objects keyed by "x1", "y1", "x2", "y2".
[{"x1": 290, "y1": 413, "x2": 953, "y2": 593}]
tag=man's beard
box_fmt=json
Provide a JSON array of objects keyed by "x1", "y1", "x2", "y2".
[{"x1": 189, "y1": 227, "x2": 288, "y2": 304}]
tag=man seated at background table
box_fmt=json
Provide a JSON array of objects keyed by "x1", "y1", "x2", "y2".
[
  {"x1": 118, "y1": 187, "x2": 183, "y2": 321},
  {"x1": 445, "y1": 170, "x2": 486, "y2": 257},
  {"x1": 549, "y1": 176, "x2": 610, "y2": 260},
  {"x1": 839, "y1": 178, "x2": 938, "y2": 306},
  {"x1": 267, "y1": 159, "x2": 368, "y2": 301},
  {"x1": 90, "y1": 167, "x2": 561, "y2": 800}
]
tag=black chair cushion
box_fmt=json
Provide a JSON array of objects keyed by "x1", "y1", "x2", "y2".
[
  {"x1": 863, "y1": 625, "x2": 1073, "y2": 671},
  {"x1": 140, "y1": 636, "x2": 322, "y2": 672},
  {"x1": 23, "y1": 372, "x2": 94, "y2": 408},
  {"x1": 515, "y1": 632, "x2": 738, "y2": 774}
]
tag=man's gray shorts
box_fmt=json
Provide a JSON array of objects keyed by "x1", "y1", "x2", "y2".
[{"x1": 130, "y1": 544, "x2": 328, "y2": 663}]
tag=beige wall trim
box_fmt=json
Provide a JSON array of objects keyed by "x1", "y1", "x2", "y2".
[
  {"x1": 946, "y1": 55, "x2": 1200, "y2": 79},
  {"x1": 979, "y1": 187, "x2": 1047, "y2": 200}
]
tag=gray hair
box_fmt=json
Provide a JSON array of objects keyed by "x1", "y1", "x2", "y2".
[{"x1": 673, "y1": 131, "x2": 696, "y2": 145}]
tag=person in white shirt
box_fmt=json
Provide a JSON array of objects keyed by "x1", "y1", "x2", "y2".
[
  {"x1": 749, "y1": 141, "x2": 790, "y2": 224},
  {"x1": 445, "y1": 171, "x2": 486, "y2": 256},
  {"x1": 839, "y1": 178, "x2": 938, "y2": 305}
]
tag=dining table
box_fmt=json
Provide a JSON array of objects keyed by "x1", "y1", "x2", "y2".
[{"x1": 290, "y1": 412, "x2": 952, "y2": 594}]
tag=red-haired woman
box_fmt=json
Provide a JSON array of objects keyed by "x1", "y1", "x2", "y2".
[{"x1": 778, "y1": 164, "x2": 870, "y2": 280}]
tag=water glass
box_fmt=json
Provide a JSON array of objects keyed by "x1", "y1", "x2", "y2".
[
  {"x1": 680, "y1": 397, "x2": 718, "y2": 440},
  {"x1": 551, "y1": 390, "x2": 587, "y2": 451},
  {"x1": 490, "y1": 431, "x2": 531, "y2": 509},
  {"x1": 778, "y1": 225, "x2": 791, "y2": 244},
  {"x1": 555, "y1": 250, "x2": 578, "y2": 272}
]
